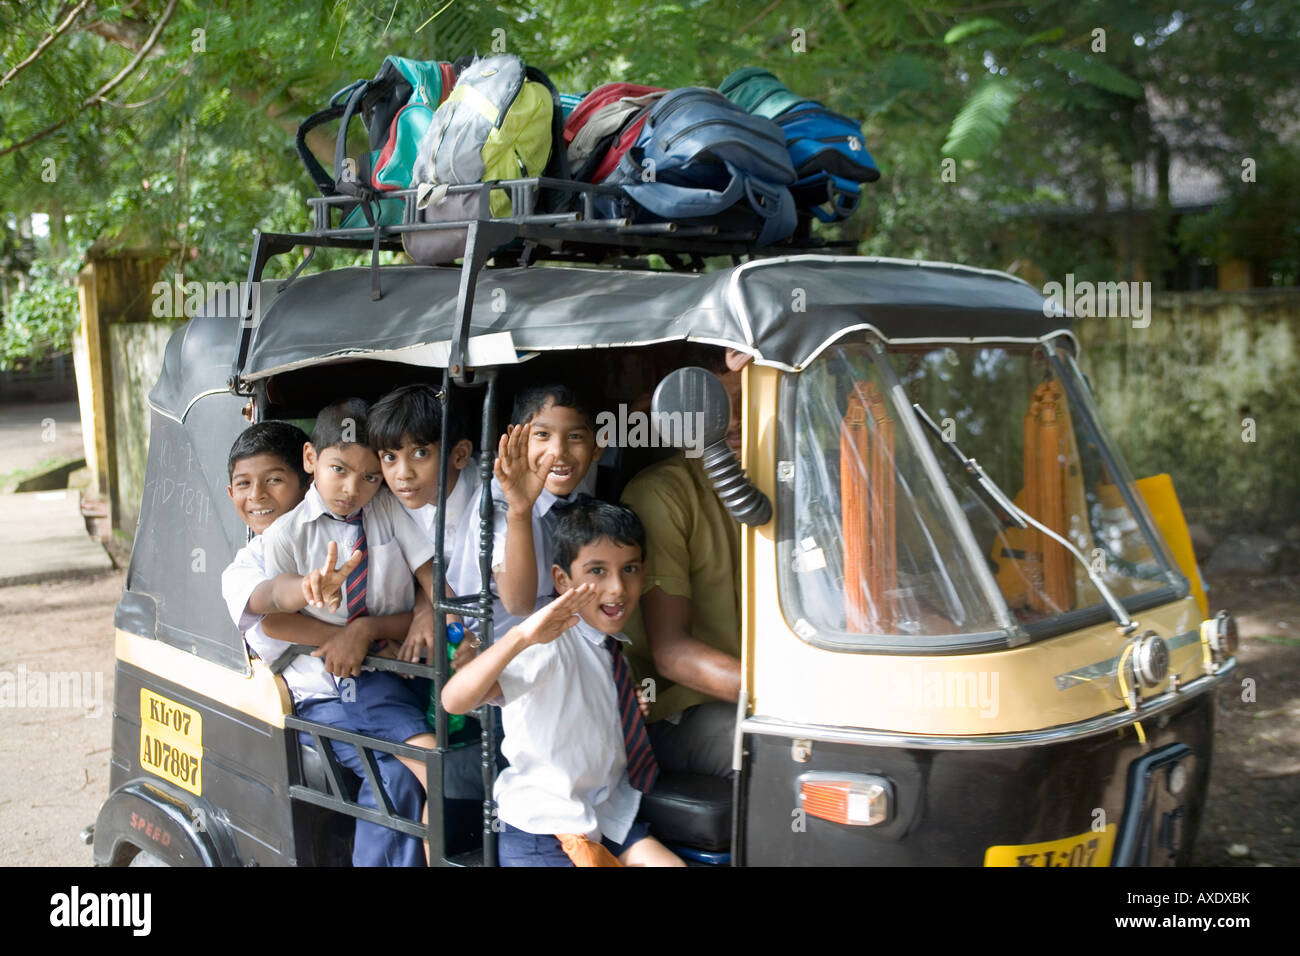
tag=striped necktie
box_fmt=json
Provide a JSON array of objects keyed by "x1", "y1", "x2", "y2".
[
  {"x1": 343, "y1": 513, "x2": 368, "y2": 622},
  {"x1": 604, "y1": 636, "x2": 658, "y2": 794}
]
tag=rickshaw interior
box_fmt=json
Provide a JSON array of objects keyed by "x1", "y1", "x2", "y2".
[
  {"x1": 257, "y1": 339, "x2": 734, "y2": 496},
  {"x1": 256, "y1": 340, "x2": 745, "y2": 865}
]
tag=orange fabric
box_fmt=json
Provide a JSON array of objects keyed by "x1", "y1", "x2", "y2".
[
  {"x1": 841, "y1": 381, "x2": 896, "y2": 632},
  {"x1": 1023, "y1": 381, "x2": 1071, "y2": 612},
  {"x1": 556, "y1": 833, "x2": 623, "y2": 867}
]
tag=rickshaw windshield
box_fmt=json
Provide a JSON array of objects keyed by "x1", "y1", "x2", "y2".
[
  {"x1": 888, "y1": 341, "x2": 1179, "y2": 634},
  {"x1": 777, "y1": 342, "x2": 1011, "y2": 650},
  {"x1": 778, "y1": 339, "x2": 1179, "y2": 650}
]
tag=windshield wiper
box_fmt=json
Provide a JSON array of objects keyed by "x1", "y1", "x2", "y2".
[{"x1": 912, "y1": 402, "x2": 1138, "y2": 634}]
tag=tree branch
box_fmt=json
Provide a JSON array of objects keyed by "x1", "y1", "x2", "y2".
[
  {"x1": 0, "y1": 0, "x2": 178, "y2": 159},
  {"x1": 83, "y1": 0, "x2": 178, "y2": 105},
  {"x1": 0, "y1": 0, "x2": 93, "y2": 90}
]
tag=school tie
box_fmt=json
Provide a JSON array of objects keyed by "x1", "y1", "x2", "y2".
[
  {"x1": 343, "y1": 513, "x2": 368, "y2": 622},
  {"x1": 604, "y1": 636, "x2": 658, "y2": 794}
]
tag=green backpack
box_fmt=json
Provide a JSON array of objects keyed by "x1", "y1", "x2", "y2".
[{"x1": 296, "y1": 56, "x2": 458, "y2": 228}]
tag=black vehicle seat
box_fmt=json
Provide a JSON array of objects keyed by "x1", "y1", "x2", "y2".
[
  {"x1": 299, "y1": 740, "x2": 361, "y2": 800},
  {"x1": 638, "y1": 772, "x2": 732, "y2": 852}
]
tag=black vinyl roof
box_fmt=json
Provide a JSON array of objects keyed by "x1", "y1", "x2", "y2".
[
  {"x1": 154, "y1": 255, "x2": 1070, "y2": 418},
  {"x1": 241, "y1": 255, "x2": 1068, "y2": 378}
]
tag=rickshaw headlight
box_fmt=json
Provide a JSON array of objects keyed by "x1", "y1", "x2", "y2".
[
  {"x1": 797, "y1": 773, "x2": 891, "y2": 827},
  {"x1": 1133, "y1": 632, "x2": 1170, "y2": 687},
  {"x1": 1210, "y1": 610, "x2": 1238, "y2": 657}
]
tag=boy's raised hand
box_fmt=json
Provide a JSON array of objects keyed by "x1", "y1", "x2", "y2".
[
  {"x1": 516, "y1": 582, "x2": 597, "y2": 648},
  {"x1": 494, "y1": 424, "x2": 551, "y2": 513},
  {"x1": 301, "y1": 540, "x2": 363, "y2": 614}
]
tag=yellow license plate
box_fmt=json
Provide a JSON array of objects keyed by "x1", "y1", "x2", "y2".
[
  {"x1": 139, "y1": 689, "x2": 203, "y2": 796},
  {"x1": 984, "y1": 824, "x2": 1116, "y2": 867}
]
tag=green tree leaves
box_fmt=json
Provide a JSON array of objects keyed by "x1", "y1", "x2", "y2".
[{"x1": 941, "y1": 76, "x2": 1018, "y2": 159}]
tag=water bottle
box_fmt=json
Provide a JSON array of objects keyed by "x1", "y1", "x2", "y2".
[{"x1": 426, "y1": 623, "x2": 467, "y2": 738}]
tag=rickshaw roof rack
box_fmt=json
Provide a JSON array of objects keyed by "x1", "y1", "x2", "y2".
[{"x1": 292, "y1": 176, "x2": 854, "y2": 269}]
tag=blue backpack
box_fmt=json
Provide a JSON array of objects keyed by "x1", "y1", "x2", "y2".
[
  {"x1": 601, "y1": 87, "x2": 797, "y2": 248},
  {"x1": 777, "y1": 103, "x2": 880, "y2": 223}
]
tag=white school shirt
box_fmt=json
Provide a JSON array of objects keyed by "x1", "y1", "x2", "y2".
[
  {"x1": 221, "y1": 536, "x2": 339, "y2": 702},
  {"x1": 260, "y1": 484, "x2": 436, "y2": 626},
  {"x1": 410, "y1": 458, "x2": 481, "y2": 567},
  {"x1": 493, "y1": 617, "x2": 641, "y2": 843},
  {"x1": 445, "y1": 468, "x2": 596, "y2": 637}
]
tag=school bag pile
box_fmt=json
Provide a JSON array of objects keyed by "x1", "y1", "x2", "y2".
[{"x1": 296, "y1": 56, "x2": 880, "y2": 264}]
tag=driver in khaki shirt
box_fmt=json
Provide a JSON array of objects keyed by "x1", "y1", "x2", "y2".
[{"x1": 620, "y1": 348, "x2": 750, "y2": 778}]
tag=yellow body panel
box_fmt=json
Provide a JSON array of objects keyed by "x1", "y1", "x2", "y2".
[
  {"x1": 741, "y1": 366, "x2": 1206, "y2": 735},
  {"x1": 1136, "y1": 473, "x2": 1209, "y2": 618},
  {"x1": 116, "y1": 629, "x2": 292, "y2": 728}
]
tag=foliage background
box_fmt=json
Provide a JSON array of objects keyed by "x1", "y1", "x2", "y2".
[{"x1": 1, "y1": 0, "x2": 1297, "y2": 369}]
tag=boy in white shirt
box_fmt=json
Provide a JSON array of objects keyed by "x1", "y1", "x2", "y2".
[
  {"x1": 442, "y1": 498, "x2": 683, "y2": 867},
  {"x1": 247, "y1": 399, "x2": 441, "y2": 867},
  {"x1": 367, "y1": 384, "x2": 480, "y2": 665},
  {"x1": 445, "y1": 383, "x2": 600, "y2": 640},
  {"x1": 222, "y1": 422, "x2": 419, "y2": 699}
]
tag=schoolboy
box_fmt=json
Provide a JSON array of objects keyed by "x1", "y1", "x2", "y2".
[
  {"x1": 367, "y1": 384, "x2": 479, "y2": 664},
  {"x1": 445, "y1": 383, "x2": 601, "y2": 638},
  {"x1": 222, "y1": 421, "x2": 418, "y2": 698},
  {"x1": 443, "y1": 499, "x2": 682, "y2": 867},
  {"x1": 249, "y1": 399, "x2": 441, "y2": 867}
]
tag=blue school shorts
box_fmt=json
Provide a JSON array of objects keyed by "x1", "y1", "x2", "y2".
[
  {"x1": 296, "y1": 671, "x2": 432, "y2": 867},
  {"x1": 497, "y1": 820, "x2": 653, "y2": 867}
]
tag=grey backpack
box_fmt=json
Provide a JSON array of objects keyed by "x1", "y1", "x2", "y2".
[{"x1": 405, "y1": 55, "x2": 567, "y2": 265}]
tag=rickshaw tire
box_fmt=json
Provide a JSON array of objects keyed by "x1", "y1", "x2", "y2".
[{"x1": 127, "y1": 848, "x2": 170, "y2": 867}]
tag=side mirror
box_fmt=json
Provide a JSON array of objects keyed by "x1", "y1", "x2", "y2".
[{"x1": 652, "y1": 367, "x2": 772, "y2": 526}]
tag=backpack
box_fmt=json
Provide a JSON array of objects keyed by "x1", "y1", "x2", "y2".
[
  {"x1": 295, "y1": 56, "x2": 458, "y2": 227},
  {"x1": 405, "y1": 54, "x2": 568, "y2": 265},
  {"x1": 601, "y1": 87, "x2": 797, "y2": 248},
  {"x1": 563, "y1": 83, "x2": 666, "y2": 182},
  {"x1": 718, "y1": 67, "x2": 879, "y2": 223},
  {"x1": 717, "y1": 66, "x2": 803, "y2": 119}
]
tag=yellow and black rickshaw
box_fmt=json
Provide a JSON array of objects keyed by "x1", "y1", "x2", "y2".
[{"x1": 91, "y1": 177, "x2": 1235, "y2": 866}]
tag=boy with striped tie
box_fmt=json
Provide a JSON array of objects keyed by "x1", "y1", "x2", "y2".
[
  {"x1": 251, "y1": 398, "x2": 439, "y2": 866},
  {"x1": 442, "y1": 498, "x2": 683, "y2": 867}
]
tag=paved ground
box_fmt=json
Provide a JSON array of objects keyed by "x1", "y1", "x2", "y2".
[
  {"x1": 0, "y1": 491, "x2": 113, "y2": 586},
  {"x1": 0, "y1": 401, "x2": 84, "y2": 479}
]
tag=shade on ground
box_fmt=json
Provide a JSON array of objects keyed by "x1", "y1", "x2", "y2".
[{"x1": 0, "y1": 491, "x2": 113, "y2": 586}]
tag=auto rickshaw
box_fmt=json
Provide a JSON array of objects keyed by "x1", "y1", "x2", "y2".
[{"x1": 90, "y1": 176, "x2": 1236, "y2": 866}]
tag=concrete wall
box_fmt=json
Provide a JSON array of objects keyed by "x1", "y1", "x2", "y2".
[
  {"x1": 1075, "y1": 289, "x2": 1300, "y2": 536},
  {"x1": 109, "y1": 321, "x2": 184, "y2": 534}
]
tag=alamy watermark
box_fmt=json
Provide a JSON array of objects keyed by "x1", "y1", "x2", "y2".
[
  {"x1": 0, "y1": 665, "x2": 104, "y2": 717},
  {"x1": 595, "y1": 405, "x2": 707, "y2": 458},
  {"x1": 152, "y1": 278, "x2": 261, "y2": 324},
  {"x1": 1042, "y1": 274, "x2": 1152, "y2": 329}
]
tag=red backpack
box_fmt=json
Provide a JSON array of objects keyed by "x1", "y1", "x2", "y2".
[{"x1": 564, "y1": 82, "x2": 665, "y2": 182}]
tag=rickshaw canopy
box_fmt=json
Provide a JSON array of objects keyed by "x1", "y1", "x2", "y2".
[{"x1": 238, "y1": 255, "x2": 1070, "y2": 382}]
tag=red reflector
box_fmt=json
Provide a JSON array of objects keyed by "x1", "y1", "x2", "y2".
[{"x1": 798, "y1": 776, "x2": 889, "y2": 826}]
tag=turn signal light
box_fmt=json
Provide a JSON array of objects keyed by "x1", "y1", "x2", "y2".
[{"x1": 797, "y1": 773, "x2": 891, "y2": 826}]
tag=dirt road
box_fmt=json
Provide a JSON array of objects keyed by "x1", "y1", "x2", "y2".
[
  {"x1": 0, "y1": 570, "x2": 119, "y2": 866},
  {"x1": 0, "y1": 566, "x2": 1293, "y2": 866}
]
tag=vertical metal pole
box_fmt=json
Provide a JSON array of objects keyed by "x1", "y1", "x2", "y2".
[
  {"x1": 425, "y1": 366, "x2": 453, "y2": 866},
  {"x1": 477, "y1": 371, "x2": 499, "y2": 865}
]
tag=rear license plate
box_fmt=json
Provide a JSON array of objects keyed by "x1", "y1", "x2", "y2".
[
  {"x1": 984, "y1": 824, "x2": 1116, "y2": 867},
  {"x1": 139, "y1": 689, "x2": 203, "y2": 796}
]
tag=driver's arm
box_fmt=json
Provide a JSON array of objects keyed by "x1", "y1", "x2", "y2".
[{"x1": 640, "y1": 587, "x2": 741, "y2": 703}]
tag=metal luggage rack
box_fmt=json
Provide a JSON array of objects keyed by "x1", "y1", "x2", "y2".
[{"x1": 300, "y1": 174, "x2": 849, "y2": 268}]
